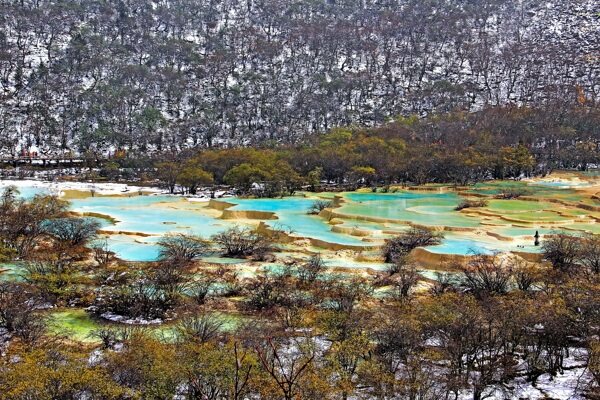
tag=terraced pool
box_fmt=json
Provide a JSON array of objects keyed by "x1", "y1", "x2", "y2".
[{"x1": 0, "y1": 173, "x2": 598, "y2": 263}]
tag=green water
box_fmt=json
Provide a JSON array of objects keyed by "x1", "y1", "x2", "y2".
[
  {"x1": 46, "y1": 308, "x2": 248, "y2": 344},
  {"x1": 485, "y1": 199, "x2": 552, "y2": 212},
  {"x1": 46, "y1": 309, "x2": 103, "y2": 342},
  {"x1": 0, "y1": 262, "x2": 26, "y2": 282},
  {"x1": 58, "y1": 188, "x2": 600, "y2": 258},
  {"x1": 338, "y1": 192, "x2": 480, "y2": 228},
  {"x1": 2, "y1": 180, "x2": 597, "y2": 260},
  {"x1": 230, "y1": 198, "x2": 369, "y2": 245}
]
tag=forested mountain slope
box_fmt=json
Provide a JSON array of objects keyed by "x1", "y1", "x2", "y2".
[{"x1": 0, "y1": 0, "x2": 598, "y2": 155}]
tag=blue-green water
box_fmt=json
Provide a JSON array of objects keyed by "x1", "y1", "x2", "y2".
[
  {"x1": 71, "y1": 196, "x2": 235, "y2": 237},
  {"x1": 230, "y1": 198, "x2": 369, "y2": 245},
  {"x1": 0, "y1": 263, "x2": 25, "y2": 282},
  {"x1": 0, "y1": 184, "x2": 50, "y2": 199},
  {"x1": 2, "y1": 181, "x2": 594, "y2": 261},
  {"x1": 427, "y1": 238, "x2": 494, "y2": 255},
  {"x1": 70, "y1": 196, "x2": 246, "y2": 261},
  {"x1": 339, "y1": 192, "x2": 480, "y2": 228}
]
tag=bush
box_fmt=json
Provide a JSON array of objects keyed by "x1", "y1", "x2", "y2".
[
  {"x1": 429, "y1": 272, "x2": 457, "y2": 296},
  {"x1": 23, "y1": 259, "x2": 83, "y2": 303},
  {"x1": 382, "y1": 227, "x2": 443, "y2": 263},
  {"x1": 0, "y1": 282, "x2": 46, "y2": 343},
  {"x1": 298, "y1": 254, "x2": 325, "y2": 284},
  {"x1": 542, "y1": 234, "x2": 582, "y2": 273},
  {"x1": 187, "y1": 277, "x2": 215, "y2": 305},
  {"x1": 211, "y1": 227, "x2": 272, "y2": 258},
  {"x1": 175, "y1": 314, "x2": 224, "y2": 344},
  {"x1": 0, "y1": 245, "x2": 17, "y2": 262},
  {"x1": 42, "y1": 217, "x2": 101, "y2": 246},
  {"x1": 390, "y1": 264, "x2": 420, "y2": 300},
  {"x1": 89, "y1": 326, "x2": 123, "y2": 349},
  {"x1": 318, "y1": 276, "x2": 372, "y2": 314},
  {"x1": 92, "y1": 282, "x2": 177, "y2": 320},
  {"x1": 455, "y1": 199, "x2": 488, "y2": 211},
  {"x1": 307, "y1": 200, "x2": 333, "y2": 215},
  {"x1": 460, "y1": 254, "x2": 513, "y2": 297},
  {"x1": 148, "y1": 260, "x2": 190, "y2": 294},
  {"x1": 494, "y1": 188, "x2": 530, "y2": 199},
  {"x1": 91, "y1": 239, "x2": 115, "y2": 267},
  {"x1": 157, "y1": 233, "x2": 209, "y2": 262},
  {"x1": 246, "y1": 275, "x2": 286, "y2": 310}
]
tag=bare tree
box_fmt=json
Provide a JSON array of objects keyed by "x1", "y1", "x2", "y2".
[
  {"x1": 212, "y1": 227, "x2": 272, "y2": 258},
  {"x1": 461, "y1": 254, "x2": 513, "y2": 297},
  {"x1": 254, "y1": 336, "x2": 316, "y2": 400},
  {"x1": 175, "y1": 314, "x2": 224, "y2": 344},
  {"x1": 0, "y1": 282, "x2": 46, "y2": 343},
  {"x1": 382, "y1": 227, "x2": 443, "y2": 263},
  {"x1": 42, "y1": 217, "x2": 100, "y2": 246},
  {"x1": 580, "y1": 233, "x2": 600, "y2": 275},
  {"x1": 157, "y1": 233, "x2": 209, "y2": 262},
  {"x1": 390, "y1": 264, "x2": 420, "y2": 301},
  {"x1": 542, "y1": 234, "x2": 582, "y2": 273},
  {"x1": 307, "y1": 200, "x2": 333, "y2": 215},
  {"x1": 91, "y1": 239, "x2": 115, "y2": 267}
]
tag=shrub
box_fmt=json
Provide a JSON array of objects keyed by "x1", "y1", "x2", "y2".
[
  {"x1": 307, "y1": 200, "x2": 333, "y2": 215},
  {"x1": 246, "y1": 275, "x2": 285, "y2": 310},
  {"x1": 382, "y1": 227, "x2": 443, "y2": 263},
  {"x1": 91, "y1": 239, "x2": 115, "y2": 267},
  {"x1": 92, "y1": 282, "x2": 177, "y2": 320},
  {"x1": 542, "y1": 234, "x2": 582, "y2": 273},
  {"x1": 187, "y1": 277, "x2": 215, "y2": 305},
  {"x1": 42, "y1": 217, "x2": 101, "y2": 246},
  {"x1": 494, "y1": 188, "x2": 530, "y2": 199},
  {"x1": 454, "y1": 199, "x2": 488, "y2": 211},
  {"x1": 460, "y1": 254, "x2": 513, "y2": 297},
  {"x1": 89, "y1": 326, "x2": 122, "y2": 349},
  {"x1": 211, "y1": 227, "x2": 272, "y2": 258},
  {"x1": 429, "y1": 272, "x2": 458, "y2": 296},
  {"x1": 0, "y1": 282, "x2": 46, "y2": 343},
  {"x1": 157, "y1": 233, "x2": 209, "y2": 262},
  {"x1": 390, "y1": 264, "x2": 420, "y2": 300},
  {"x1": 298, "y1": 254, "x2": 326, "y2": 284},
  {"x1": 175, "y1": 314, "x2": 224, "y2": 344}
]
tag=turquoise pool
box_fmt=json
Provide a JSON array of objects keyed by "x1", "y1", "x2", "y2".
[
  {"x1": 2, "y1": 181, "x2": 592, "y2": 262},
  {"x1": 338, "y1": 192, "x2": 480, "y2": 228}
]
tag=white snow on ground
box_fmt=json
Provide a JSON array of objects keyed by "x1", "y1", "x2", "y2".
[
  {"x1": 454, "y1": 368, "x2": 591, "y2": 400},
  {"x1": 185, "y1": 190, "x2": 232, "y2": 202},
  {"x1": 99, "y1": 312, "x2": 162, "y2": 325},
  {"x1": 0, "y1": 179, "x2": 236, "y2": 200},
  {"x1": 0, "y1": 179, "x2": 163, "y2": 196},
  {"x1": 512, "y1": 367, "x2": 590, "y2": 400},
  {"x1": 456, "y1": 348, "x2": 593, "y2": 399}
]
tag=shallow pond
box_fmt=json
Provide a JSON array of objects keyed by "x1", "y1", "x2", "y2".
[
  {"x1": 1, "y1": 177, "x2": 597, "y2": 261},
  {"x1": 46, "y1": 308, "x2": 248, "y2": 343},
  {"x1": 339, "y1": 192, "x2": 480, "y2": 228}
]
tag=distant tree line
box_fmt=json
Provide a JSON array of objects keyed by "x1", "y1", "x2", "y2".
[
  {"x1": 0, "y1": 0, "x2": 598, "y2": 155},
  {"x1": 149, "y1": 106, "x2": 600, "y2": 196}
]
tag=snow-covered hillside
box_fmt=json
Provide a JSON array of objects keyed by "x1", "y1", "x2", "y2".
[{"x1": 0, "y1": 0, "x2": 598, "y2": 156}]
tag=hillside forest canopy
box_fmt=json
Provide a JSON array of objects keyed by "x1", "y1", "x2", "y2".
[{"x1": 0, "y1": 0, "x2": 598, "y2": 155}]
